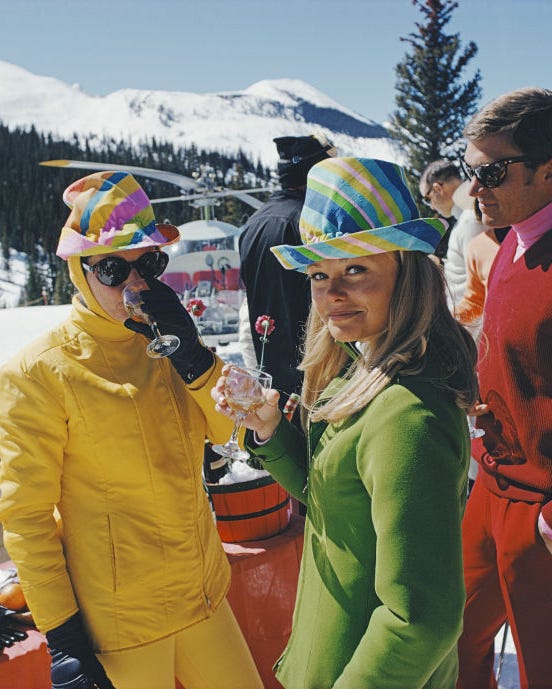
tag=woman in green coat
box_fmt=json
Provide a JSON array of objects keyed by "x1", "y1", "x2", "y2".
[{"x1": 213, "y1": 158, "x2": 478, "y2": 689}]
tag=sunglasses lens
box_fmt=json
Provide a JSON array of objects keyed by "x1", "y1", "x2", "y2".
[
  {"x1": 91, "y1": 251, "x2": 169, "y2": 286},
  {"x1": 95, "y1": 257, "x2": 131, "y2": 286},
  {"x1": 135, "y1": 251, "x2": 169, "y2": 279},
  {"x1": 478, "y1": 162, "x2": 506, "y2": 188},
  {"x1": 461, "y1": 159, "x2": 506, "y2": 189}
]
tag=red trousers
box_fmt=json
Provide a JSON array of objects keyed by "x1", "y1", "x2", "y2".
[{"x1": 456, "y1": 478, "x2": 552, "y2": 689}]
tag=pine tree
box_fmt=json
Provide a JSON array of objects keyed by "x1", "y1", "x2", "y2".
[
  {"x1": 221, "y1": 164, "x2": 248, "y2": 227},
  {"x1": 388, "y1": 0, "x2": 481, "y2": 181},
  {"x1": 52, "y1": 260, "x2": 74, "y2": 305},
  {"x1": 21, "y1": 260, "x2": 44, "y2": 306},
  {"x1": 1, "y1": 223, "x2": 9, "y2": 267}
]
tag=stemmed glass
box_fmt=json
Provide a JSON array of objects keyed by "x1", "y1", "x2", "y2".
[
  {"x1": 123, "y1": 279, "x2": 181, "y2": 359},
  {"x1": 212, "y1": 366, "x2": 273, "y2": 461},
  {"x1": 467, "y1": 416, "x2": 485, "y2": 439}
]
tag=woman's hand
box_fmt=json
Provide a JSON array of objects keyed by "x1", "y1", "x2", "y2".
[{"x1": 211, "y1": 365, "x2": 282, "y2": 441}]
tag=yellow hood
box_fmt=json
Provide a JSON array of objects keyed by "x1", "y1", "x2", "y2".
[{"x1": 67, "y1": 255, "x2": 120, "y2": 324}]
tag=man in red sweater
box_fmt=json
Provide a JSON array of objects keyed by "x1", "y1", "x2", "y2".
[{"x1": 456, "y1": 88, "x2": 552, "y2": 689}]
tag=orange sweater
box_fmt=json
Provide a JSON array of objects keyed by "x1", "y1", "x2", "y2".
[{"x1": 454, "y1": 229, "x2": 504, "y2": 324}]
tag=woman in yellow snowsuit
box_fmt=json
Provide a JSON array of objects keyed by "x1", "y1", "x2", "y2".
[{"x1": 0, "y1": 171, "x2": 263, "y2": 689}]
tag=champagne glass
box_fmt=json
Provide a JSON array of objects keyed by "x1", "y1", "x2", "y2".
[
  {"x1": 123, "y1": 279, "x2": 181, "y2": 358},
  {"x1": 467, "y1": 416, "x2": 485, "y2": 439},
  {"x1": 212, "y1": 366, "x2": 273, "y2": 461}
]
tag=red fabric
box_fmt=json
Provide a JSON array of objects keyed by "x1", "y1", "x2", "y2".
[
  {"x1": 161, "y1": 272, "x2": 192, "y2": 293},
  {"x1": 222, "y1": 268, "x2": 241, "y2": 291},
  {"x1": 192, "y1": 270, "x2": 222, "y2": 287},
  {"x1": 457, "y1": 479, "x2": 552, "y2": 689},
  {"x1": 221, "y1": 515, "x2": 304, "y2": 689},
  {"x1": 0, "y1": 628, "x2": 50, "y2": 689},
  {"x1": 472, "y1": 228, "x2": 552, "y2": 510}
]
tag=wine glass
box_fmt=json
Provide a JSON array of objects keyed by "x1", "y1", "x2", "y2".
[
  {"x1": 212, "y1": 366, "x2": 273, "y2": 462},
  {"x1": 467, "y1": 416, "x2": 485, "y2": 439},
  {"x1": 123, "y1": 279, "x2": 181, "y2": 358}
]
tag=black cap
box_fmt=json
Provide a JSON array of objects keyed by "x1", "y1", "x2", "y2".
[{"x1": 273, "y1": 134, "x2": 336, "y2": 188}]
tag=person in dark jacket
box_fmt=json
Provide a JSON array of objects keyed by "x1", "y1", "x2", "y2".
[{"x1": 239, "y1": 133, "x2": 336, "y2": 416}]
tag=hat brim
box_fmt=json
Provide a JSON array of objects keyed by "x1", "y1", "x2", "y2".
[
  {"x1": 57, "y1": 222, "x2": 180, "y2": 259},
  {"x1": 271, "y1": 217, "x2": 447, "y2": 272}
]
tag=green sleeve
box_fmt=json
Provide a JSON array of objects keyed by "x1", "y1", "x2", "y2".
[
  {"x1": 333, "y1": 383, "x2": 469, "y2": 689},
  {"x1": 245, "y1": 418, "x2": 309, "y2": 503}
]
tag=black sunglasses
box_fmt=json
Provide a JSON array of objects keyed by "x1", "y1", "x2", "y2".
[
  {"x1": 459, "y1": 156, "x2": 531, "y2": 189},
  {"x1": 82, "y1": 251, "x2": 169, "y2": 287}
]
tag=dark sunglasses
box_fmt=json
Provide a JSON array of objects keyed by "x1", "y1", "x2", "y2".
[
  {"x1": 459, "y1": 156, "x2": 531, "y2": 189},
  {"x1": 82, "y1": 251, "x2": 169, "y2": 287}
]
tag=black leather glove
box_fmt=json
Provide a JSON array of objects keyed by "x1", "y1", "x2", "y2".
[
  {"x1": 0, "y1": 605, "x2": 27, "y2": 648},
  {"x1": 46, "y1": 613, "x2": 115, "y2": 689},
  {"x1": 124, "y1": 278, "x2": 214, "y2": 383}
]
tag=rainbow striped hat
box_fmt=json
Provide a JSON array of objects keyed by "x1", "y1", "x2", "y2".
[
  {"x1": 271, "y1": 158, "x2": 447, "y2": 272},
  {"x1": 56, "y1": 170, "x2": 180, "y2": 259}
]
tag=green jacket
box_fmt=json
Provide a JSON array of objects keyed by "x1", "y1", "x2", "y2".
[
  {"x1": 0, "y1": 264, "x2": 234, "y2": 652},
  {"x1": 248, "y1": 368, "x2": 469, "y2": 689}
]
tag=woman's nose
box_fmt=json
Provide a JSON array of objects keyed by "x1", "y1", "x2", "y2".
[{"x1": 326, "y1": 278, "x2": 347, "y2": 297}]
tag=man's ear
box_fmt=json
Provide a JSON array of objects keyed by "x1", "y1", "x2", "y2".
[{"x1": 541, "y1": 158, "x2": 552, "y2": 181}]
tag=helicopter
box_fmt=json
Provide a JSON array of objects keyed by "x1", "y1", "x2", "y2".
[{"x1": 40, "y1": 158, "x2": 274, "y2": 346}]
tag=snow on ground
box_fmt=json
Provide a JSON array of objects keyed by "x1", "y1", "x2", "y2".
[
  {"x1": 0, "y1": 305, "x2": 520, "y2": 687},
  {"x1": 0, "y1": 304, "x2": 71, "y2": 363},
  {"x1": 494, "y1": 624, "x2": 520, "y2": 689}
]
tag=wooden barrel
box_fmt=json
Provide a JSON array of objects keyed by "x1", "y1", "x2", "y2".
[{"x1": 208, "y1": 476, "x2": 292, "y2": 542}]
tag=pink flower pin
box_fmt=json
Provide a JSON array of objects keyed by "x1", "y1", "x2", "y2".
[
  {"x1": 254, "y1": 315, "x2": 275, "y2": 371},
  {"x1": 255, "y1": 315, "x2": 275, "y2": 339}
]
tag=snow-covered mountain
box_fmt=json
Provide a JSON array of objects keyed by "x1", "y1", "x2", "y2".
[{"x1": 0, "y1": 60, "x2": 401, "y2": 167}]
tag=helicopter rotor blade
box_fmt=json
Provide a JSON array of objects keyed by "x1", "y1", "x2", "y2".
[
  {"x1": 231, "y1": 191, "x2": 266, "y2": 209},
  {"x1": 151, "y1": 188, "x2": 271, "y2": 207},
  {"x1": 40, "y1": 161, "x2": 272, "y2": 209},
  {"x1": 40, "y1": 160, "x2": 198, "y2": 191},
  {"x1": 150, "y1": 196, "x2": 189, "y2": 204}
]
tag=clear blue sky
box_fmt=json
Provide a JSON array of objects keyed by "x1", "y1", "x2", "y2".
[{"x1": 1, "y1": 0, "x2": 549, "y2": 124}]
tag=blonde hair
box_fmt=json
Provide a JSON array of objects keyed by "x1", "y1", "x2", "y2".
[{"x1": 300, "y1": 251, "x2": 478, "y2": 425}]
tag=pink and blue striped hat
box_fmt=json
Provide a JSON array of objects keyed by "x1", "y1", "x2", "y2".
[
  {"x1": 56, "y1": 171, "x2": 180, "y2": 259},
  {"x1": 271, "y1": 158, "x2": 447, "y2": 271}
]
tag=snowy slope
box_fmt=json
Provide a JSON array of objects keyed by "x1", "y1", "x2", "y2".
[{"x1": 0, "y1": 61, "x2": 402, "y2": 167}]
